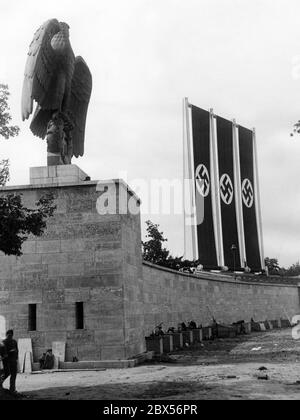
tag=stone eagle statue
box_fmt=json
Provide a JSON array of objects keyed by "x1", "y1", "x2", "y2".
[{"x1": 21, "y1": 19, "x2": 92, "y2": 165}]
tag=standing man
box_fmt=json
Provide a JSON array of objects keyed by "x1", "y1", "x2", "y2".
[
  {"x1": 2, "y1": 330, "x2": 19, "y2": 395},
  {"x1": 0, "y1": 340, "x2": 7, "y2": 391}
]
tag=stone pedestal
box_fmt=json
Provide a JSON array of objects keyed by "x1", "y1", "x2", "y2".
[
  {"x1": 30, "y1": 165, "x2": 90, "y2": 185},
  {"x1": 0, "y1": 166, "x2": 144, "y2": 362}
]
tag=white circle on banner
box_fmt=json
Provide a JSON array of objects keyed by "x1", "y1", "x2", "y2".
[
  {"x1": 219, "y1": 174, "x2": 234, "y2": 205},
  {"x1": 242, "y1": 178, "x2": 254, "y2": 208},
  {"x1": 195, "y1": 164, "x2": 210, "y2": 197}
]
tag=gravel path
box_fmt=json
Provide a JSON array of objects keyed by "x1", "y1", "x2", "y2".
[{"x1": 2, "y1": 329, "x2": 300, "y2": 400}]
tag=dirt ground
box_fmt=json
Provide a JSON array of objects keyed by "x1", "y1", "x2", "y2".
[{"x1": 1, "y1": 329, "x2": 300, "y2": 400}]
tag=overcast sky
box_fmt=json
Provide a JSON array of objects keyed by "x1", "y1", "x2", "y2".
[{"x1": 1, "y1": 0, "x2": 300, "y2": 267}]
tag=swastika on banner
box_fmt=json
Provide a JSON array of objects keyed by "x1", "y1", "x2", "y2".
[
  {"x1": 195, "y1": 164, "x2": 210, "y2": 197},
  {"x1": 220, "y1": 174, "x2": 234, "y2": 205},
  {"x1": 242, "y1": 178, "x2": 254, "y2": 208}
]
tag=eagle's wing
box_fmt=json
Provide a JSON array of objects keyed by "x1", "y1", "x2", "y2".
[
  {"x1": 21, "y1": 19, "x2": 61, "y2": 121},
  {"x1": 69, "y1": 57, "x2": 92, "y2": 158},
  {"x1": 29, "y1": 105, "x2": 52, "y2": 139}
]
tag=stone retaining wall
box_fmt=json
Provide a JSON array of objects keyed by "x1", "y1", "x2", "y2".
[
  {"x1": 142, "y1": 262, "x2": 300, "y2": 336},
  {"x1": 0, "y1": 172, "x2": 299, "y2": 362}
]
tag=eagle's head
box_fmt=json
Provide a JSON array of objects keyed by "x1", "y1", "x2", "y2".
[{"x1": 59, "y1": 22, "x2": 70, "y2": 36}]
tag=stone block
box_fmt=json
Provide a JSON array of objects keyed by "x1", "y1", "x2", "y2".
[
  {"x1": 0, "y1": 265, "x2": 12, "y2": 280},
  {"x1": 162, "y1": 334, "x2": 173, "y2": 353},
  {"x1": 41, "y1": 253, "x2": 69, "y2": 265},
  {"x1": 65, "y1": 288, "x2": 90, "y2": 303},
  {"x1": 73, "y1": 274, "x2": 122, "y2": 288},
  {"x1": 65, "y1": 344, "x2": 79, "y2": 361},
  {"x1": 43, "y1": 290, "x2": 65, "y2": 304},
  {"x1": 17, "y1": 254, "x2": 42, "y2": 265},
  {"x1": 259, "y1": 323, "x2": 267, "y2": 331},
  {"x1": 84, "y1": 317, "x2": 102, "y2": 330},
  {"x1": 244, "y1": 322, "x2": 252, "y2": 334},
  {"x1": 54, "y1": 198, "x2": 67, "y2": 214},
  {"x1": 32, "y1": 346, "x2": 45, "y2": 363},
  {"x1": 23, "y1": 352, "x2": 33, "y2": 373},
  {"x1": 94, "y1": 329, "x2": 124, "y2": 346},
  {"x1": 18, "y1": 338, "x2": 33, "y2": 373},
  {"x1": 61, "y1": 239, "x2": 87, "y2": 253},
  {"x1": 66, "y1": 196, "x2": 93, "y2": 213},
  {"x1": 22, "y1": 240, "x2": 36, "y2": 255},
  {"x1": 98, "y1": 316, "x2": 125, "y2": 330},
  {"x1": 29, "y1": 332, "x2": 47, "y2": 348},
  {"x1": 12, "y1": 291, "x2": 42, "y2": 304},
  {"x1": 40, "y1": 310, "x2": 68, "y2": 331},
  {"x1": 0, "y1": 291, "x2": 10, "y2": 305},
  {"x1": 59, "y1": 360, "x2": 135, "y2": 369},
  {"x1": 12, "y1": 264, "x2": 47, "y2": 281},
  {"x1": 94, "y1": 249, "x2": 124, "y2": 264},
  {"x1": 52, "y1": 341, "x2": 66, "y2": 363},
  {"x1": 66, "y1": 330, "x2": 95, "y2": 344},
  {"x1": 67, "y1": 252, "x2": 94, "y2": 264},
  {"x1": 101, "y1": 346, "x2": 126, "y2": 360},
  {"x1": 89, "y1": 288, "x2": 123, "y2": 315},
  {"x1": 77, "y1": 343, "x2": 101, "y2": 361},
  {"x1": 44, "y1": 332, "x2": 68, "y2": 348},
  {"x1": 48, "y1": 263, "x2": 85, "y2": 277},
  {"x1": 182, "y1": 331, "x2": 191, "y2": 345},
  {"x1": 145, "y1": 337, "x2": 163, "y2": 354},
  {"x1": 82, "y1": 213, "x2": 121, "y2": 224},
  {"x1": 31, "y1": 178, "x2": 56, "y2": 185},
  {"x1": 57, "y1": 176, "x2": 84, "y2": 185},
  {"x1": 281, "y1": 319, "x2": 291, "y2": 328},
  {"x1": 30, "y1": 165, "x2": 89, "y2": 184},
  {"x1": 30, "y1": 167, "x2": 49, "y2": 180},
  {"x1": 172, "y1": 333, "x2": 183, "y2": 349},
  {"x1": 41, "y1": 278, "x2": 63, "y2": 290},
  {"x1": 57, "y1": 165, "x2": 89, "y2": 180},
  {"x1": 36, "y1": 240, "x2": 61, "y2": 254}
]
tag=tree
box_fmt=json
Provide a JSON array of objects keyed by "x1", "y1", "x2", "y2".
[
  {"x1": 0, "y1": 192, "x2": 56, "y2": 256},
  {"x1": 142, "y1": 220, "x2": 200, "y2": 271},
  {"x1": 285, "y1": 261, "x2": 300, "y2": 277},
  {"x1": 0, "y1": 84, "x2": 56, "y2": 256},
  {"x1": 0, "y1": 84, "x2": 19, "y2": 139},
  {"x1": 0, "y1": 159, "x2": 9, "y2": 186},
  {"x1": 142, "y1": 220, "x2": 170, "y2": 265},
  {"x1": 264, "y1": 257, "x2": 281, "y2": 275}
]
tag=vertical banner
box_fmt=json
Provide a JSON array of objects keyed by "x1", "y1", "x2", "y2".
[
  {"x1": 191, "y1": 105, "x2": 218, "y2": 268},
  {"x1": 238, "y1": 126, "x2": 262, "y2": 271},
  {"x1": 216, "y1": 116, "x2": 241, "y2": 269}
]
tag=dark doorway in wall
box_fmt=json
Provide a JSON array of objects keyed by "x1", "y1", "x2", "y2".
[
  {"x1": 28, "y1": 304, "x2": 37, "y2": 331},
  {"x1": 75, "y1": 302, "x2": 84, "y2": 330}
]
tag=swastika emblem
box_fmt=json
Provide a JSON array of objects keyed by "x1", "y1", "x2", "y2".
[
  {"x1": 220, "y1": 174, "x2": 234, "y2": 205},
  {"x1": 242, "y1": 178, "x2": 254, "y2": 208},
  {"x1": 195, "y1": 164, "x2": 210, "y2": 197}
]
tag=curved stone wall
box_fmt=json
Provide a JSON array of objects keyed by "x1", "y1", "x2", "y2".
[
  {"x1": 1, "y1": 172, "x2": 299, "y2": 362},
  {"x1": 142, "y1": 262, "x2": 300, "y2": 335}
]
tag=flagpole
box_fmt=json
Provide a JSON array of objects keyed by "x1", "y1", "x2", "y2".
[
  {"x1": 253, "y1": 128, "x2": 265, "y2": 270},
  {"x1": 210, "y1": 109, "x2": 224, "y2": 268},
  {"x1": 232, "y1": 120, "x2": 246, "y2": 269},
  {"x1": 182, "y1": 98, "x2": 187, "y2": 259},
  {"x1": 184, "y1": 98, "x2": 197, "y2": 260}
]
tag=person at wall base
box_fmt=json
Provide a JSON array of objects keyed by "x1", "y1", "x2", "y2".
[
  {"x1": 1, "y1": 330, "x2": 19, "y2": 395},
  {"x1": 0, "y1": 341, "x2": 8, "y2": 390},
  {"x1": 39, "y1": 349, "x2": 55, "y2": 370}
]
